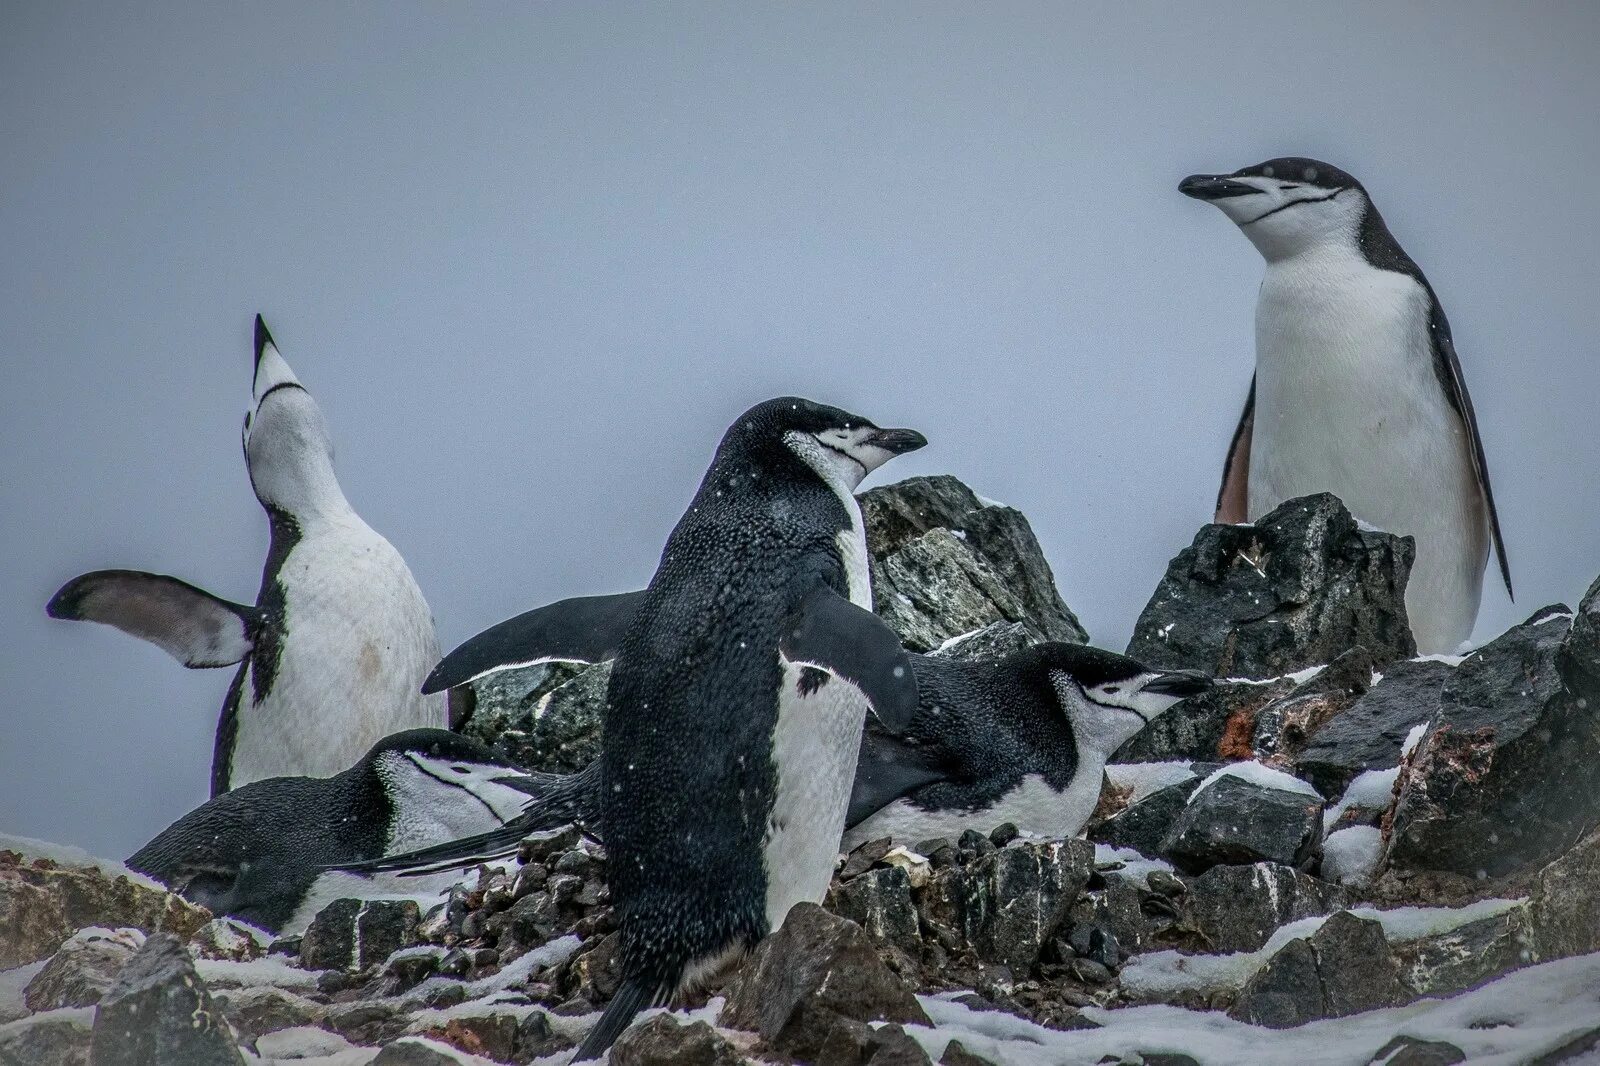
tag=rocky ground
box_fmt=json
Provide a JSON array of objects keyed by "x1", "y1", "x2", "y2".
[{"x1": 5, "y1": 477, "x2": 1599, "y2": 1065}]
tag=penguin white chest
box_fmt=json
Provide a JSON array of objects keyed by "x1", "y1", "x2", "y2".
[
  {"x1": 229, "y1": 519, "x2": 444, "y2": 787},
  {"x1": 763, "y1": 657, "x2": 871, "y2": 931},
  {"x1": 1250, "y1": 253, "x2": 1488, "y2": 652}
]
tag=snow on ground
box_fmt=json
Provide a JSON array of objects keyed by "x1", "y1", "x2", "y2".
[
  {"x1": 1192, "y1": 761, "x2": 1322, "y2": 801},
  {"x1": 0, "y1": 961, "x2": 45, "y2": 1025},
  {"x1": 908, "y1": 950, "x2": 1600, "y2": 1066},
  {"x1": 1121, "y1": 898, "x2": 1526, "y2": 1000},
  {"x1": 1105, "y1": 762, "x2": 1198, "y2": 805},
  {"x1": 1093, "y1": 843, "x2": 1176, "y2": 884},
  {"x1": 1321, "y1": 825, "x2": 1384, "y2": 885},
  {"x1": 0, "y1": 832, "x2": 169, "y2": 894},
  {"x1": 1324, "y1": 767, "x2": 1401, "y2": 830}
]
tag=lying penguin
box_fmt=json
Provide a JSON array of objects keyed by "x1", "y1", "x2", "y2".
[
  {"x1": 338, "y1": 640, "x2": 1207, "y2": 873},
  {"x1": 128, "y1": 729, "x2": 544, "y2": 934},
  {"x1": 48, "y1": 316, "x2": 444, "y2": 795}
]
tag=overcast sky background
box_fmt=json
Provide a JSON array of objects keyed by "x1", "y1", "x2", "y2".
[{"x1": 4, "y1": 3, "x2": 1597, "y2": 858}]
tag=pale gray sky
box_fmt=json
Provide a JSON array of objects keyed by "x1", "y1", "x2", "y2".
[{"x1": 3, "y1": 3, "x2": 1597, "y2": 858}]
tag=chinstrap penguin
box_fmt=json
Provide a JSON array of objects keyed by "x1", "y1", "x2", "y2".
[
  {"x1": 1180, "y1": 157, "x2": 1511, "y2": 654},
  {"x1": 395, "y1": 397, "x2": 925, "y2": 1059},
  {"x1": 48, "y1": 316, "x2": 444, "y2": 794},
  {"x1": 337, "y1": 643, "x2": 1208, "y2": 871},
  {"x1": 843, "y1": 642, "x2": 1209, "y2": 849},
  {"x1": 128, "y1": 729, "x2": 544, "y2": 935}
]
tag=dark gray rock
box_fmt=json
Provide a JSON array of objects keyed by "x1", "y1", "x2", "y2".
[
  {"x1": 929, "y1": 621, "x2": 1037, "y2": 662},
  {"x1": 88, "y1": 932, "x2": 243, "y2": 1066},
  {"x1": 1368, "y1": 1036, "x2": 1466, "y2": 1065},
  {"x1": 370, "y1": 1039, "x2": 477, "y2": 1065},
  {"x1": 720, "y1": 903, "x2": 928, "y2": 1060},
  {"x1": 1390, "y1": 903, "x2": 1535, "y2": 997},
  {"x1": 816, "y1": 1019, "x2": 934, "y2": 1066},
  {"x1": 1180, "y1": 863, "x2": 1350, "y2": 954},
  {"x1": 829, "y1": 866, "x2": 920, "y2": 955},
  {"x1": 300, "y1": 899, "x2": 420, "y2": 972},
  {"x1": 1250, "y1": 647, "x2": 1375, "y2": 762},
  {"x1": 610, "y1": 1013, "x2": 744, "y2": 1066},
  {"x1": 941, "y1": 1039, "x2": 999, "y2": 1066},
  {"x1": 1160, "y1": 775, "x2": 1323, "y2": 874},
  {"x1": 1229, "y1": 912, "x2": 1404, "y2": 1028},
  {"x1": 1385, "y1": 605, "x2": 1600, "y2": 879},
  {"x1": 1113, "y1": 678, "x2": 1296, "y2": 763},
  {"x1": 322, "y1": 999, "x2": 411, "y2": 1046},
  {"x1": 1530, "y1": 823, "x2": 1600, "y2": 961},
  {"x1": 211, "y1": 985, "x2": 326, "y2": 1042},
  {"x1": 460, "y1": 659, "x2": 611, "y2": 774},
  {"x1": 1127, "y1": 494, "x2": 1416, "y2": 679},
  {"x1": 0, "y1": 1009, "x2": 93, "y2": 1066},
  {"x1": 24, "y1": 929, "x2": 142, "y2": 1012},
  {"x1": 861, "y1": 476, "x2": 1087, "y2": 651},
  {"x1": 1090, "y1": 778, "x2": 1203, "y2": 857},
  {"x1": 961, "y1": 840, "x2": 1094, "y2": 973},
  {"x1": 1297, "y1": 657, "x2": 1454, "y2": 795}
]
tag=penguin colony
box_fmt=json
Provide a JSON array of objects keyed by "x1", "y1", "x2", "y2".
[{"x1": 49, "y1": 158, "x2": 1510, "y2": 1058}]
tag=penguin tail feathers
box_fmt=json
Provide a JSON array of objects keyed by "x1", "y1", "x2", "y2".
[{"x1": 573, "y1": 975, "x2": 670, "y2": 1061}]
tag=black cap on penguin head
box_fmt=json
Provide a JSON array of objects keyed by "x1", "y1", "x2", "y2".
[{"x1": 722, "y1": 396, "x2": 927, "y2": 486}]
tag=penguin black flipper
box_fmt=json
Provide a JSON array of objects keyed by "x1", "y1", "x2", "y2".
[
  {"x1": 846, "y1": 730, "x2": 948, "y2": 829},
  {"x1": 778, "y1": 584, "x2": 920, "y2": 731},
  {"x1": 1214, "y1": 377, "x2": 1255, "y2": 524},
  {"x1": 1426, "y1": 302, "x2": 1513, "y2": 598},
  {"x1": 47, "y1": 569, "x2": 257, "y2": 668},
  {"x1": 422, "y1": 591, "x2": 647, "y2": 693},
  {"x1": 328, "y1": 761, "x2": 604, "y2": 876}
]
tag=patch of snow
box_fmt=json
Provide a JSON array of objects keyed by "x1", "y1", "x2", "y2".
[
  {"x1": 950, "y1": 529, "x2": 968, "y2": 541},
  {"x1": 1221, "y1": 664, "x2": 1326, "y2": 687},
  {"x1": 1105, "y1": 762, "x2": 1198, "y2": 805},
  {"x1": 1321, "y1": 826, "x2": 1384, "y2": 885},
  {"x1": 196, "y1": 955, "x2": 324, "y2": 992},
  {"x1": 1402, "y1": 722, "x2": 1429, "y2": 758},
  {"x1": 1411, "y1": 653, "x2": 1468, "y2": 667},
  {"x1": 406, "y1": 935, "x2": 580, "y2": 1012},
  {"x1": 974, "y1": 493, "x2": 1007, "y2": 509},
  {"x1": 1093, "y1": 843, "x2": 1176, "y2": 884},
  {"x1": 0, "y1": 833, "x2": 170, "y2": 894},
  {"x1": 1324, "y1": 767, "x2": 1401, "y2": 830},
  {"x1": 911, "y1": 949, "x2": 1600, "y2": 1066},
  {"x1": 1121, "y1": 898, "x2": 1526, "y2": 999},
  {"x1": 1191, "y1": 761, "x2": 1321, "y2": 802},
  {"x1": 375, "y1": 1037, "x2": 500, "y2": 1065},
  {"x1": 933, "y1": 629, "x2": 985, "y2": 655},
  {"x1": 253, "y1": 1025, "x2": 357, "y2": 1060},
  {"x1": 1532, "y1": 610, "x2": 1575, "y2": 627},
  {"x1": 0, "y1": 961, "x2": 46, "y2": 1025}
]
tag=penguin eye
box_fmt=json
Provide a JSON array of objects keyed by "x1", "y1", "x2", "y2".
[
  {"x1": 1261, "y1": 165, "x2": 1275, "y2": 178},
  {"x1": 1103, "y1": 686, "x2": 1120, "y2": 694},
  {"x1": 1303, "y1": 166, "x2": 1319, "y2": 182},
  {"x1": 451, "y1": 765, "x2": 470, "y2": 774}
]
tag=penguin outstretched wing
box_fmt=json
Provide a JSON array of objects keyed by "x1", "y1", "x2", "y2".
[
  {"x1": 47, "y1": 569, "x2": 256, "y2": 668},
  {"x1": 1426, "y1": 302, "x2": 1513, "y2": 598},
  {"x1": 328, "y1": 761, "x2": 604, "y2": 877},
  {"x1": 423, "y1": 590, "x2": 647, "y2": 692},
  {"x1": 846, "y1": 730, "x2": 948, "y2": 828},
  {"x1": 1214, "y1": 377, "x2": 1255, "y2": 525},
  {"x1": 778, "y1": 583, "x2": 920, "y2": 731}
]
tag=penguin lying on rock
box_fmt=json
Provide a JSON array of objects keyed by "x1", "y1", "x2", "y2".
[
  {"x1": 341, "y1": 641, "x2": 1207, "y2": 878},
  {"x1": 48, "y1": 316, "x2": 444, "y2": 795},
  {"x1": 128, "y1": 729, "x2": 543, "y2": 935}
]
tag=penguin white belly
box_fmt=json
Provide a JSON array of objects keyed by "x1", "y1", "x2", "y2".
[
  {"x1": 230, "y1": 518, "x2": 444, "y2": 787},
  {"x1": 764, "y1": 657, "x2": 871, "y2": 932},
  {"x1": 842, "y1": 773, "x2": 1092, "y2": 851},
  {"x1": 1251, "y1": 255, "x2": 1488, "y2": 654}
]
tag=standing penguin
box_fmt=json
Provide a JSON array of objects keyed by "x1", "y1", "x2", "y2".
[
  {"x1": 1180, "y1": 157, "x2": 1511, "y2": 653},
  {"x1": 129, "y1": 729, "x2": 544, "y2": 935},
  {"x1": 48, "y1": 316, "x2": 444, "y2": 794},
  {"x1": 411, "y1": 397, "x2": 923, "y2": 1058}
]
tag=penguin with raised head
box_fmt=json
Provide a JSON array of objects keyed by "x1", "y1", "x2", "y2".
[
  {"x1": 129, "y1": 729, "x2": 544, "y2": 934},
  {"x1": 48, "y1": 316, "x2": 444, "y2": 794},
  {"x1": 843, "y1": 642, "x2": 1208, "y2": 848},
  {"x1": 1179, "y1": 157, "x2": 1511, "y2": 654},
  {"x1": 390, "y1": 397, "x2": 924, "y2": 1058}
]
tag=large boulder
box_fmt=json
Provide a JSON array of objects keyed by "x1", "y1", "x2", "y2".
[
  {"x1": 1178, "y1": 863, "x2": 1350, "y2": 954},
  {"x1": 0, "y1": 1008, "x2": 94, "y2": 1066},
  {"x1": 1384, "y1": 605, "x2": 1600, "y2": 880},
  {"x1": 0, "y1": 839, "x2": 209, "y2": 969},
  {"x1": 609, "y1": 1014, "x2": 745, "y2": 1066},
  {"x1": 1159, "y1": 772, "x2": 1323, "y2": 874},
  {"x1": 1127, "y1": 494, "x2": 1415, "y2": 679},
  {"x1": 720, "y1": 903, "x2": 928, "y2": 1060},
  {"x1": 958, "y1": 840, "x2": 1094, "y2": 973},
  {"x1": 1296, "y1": 657, "x2": 1453, "y2": 795},
  {"x1": 1112, "y1": 678, "x2": 1297, "y2": 763},
  {"x1": 24, "y1": 928, "x2": 144, "y2": 1012},
  {"x1": 459, "y1": 660, "x2": 610, "y2": 774},
  {"x1": 88, "y1": 932, "x2": 243, "y2": 1066},
  {"x1": 299, "y1": 898, "x2": 420, "y2": 972},
  {"x1": 1228, "y1": 912, "x2": 1405, "y2": 1028},
  {"x1": 860, "y1": 475, "x2": 1087, "y2": 651}
]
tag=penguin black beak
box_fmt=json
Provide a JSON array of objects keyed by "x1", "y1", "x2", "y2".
[
  {"x1": 865, "y1": 428, "x2": 928, "y2": 455},
  {"x1": 1179, "y1": 174, "x2": 1259, "y2": 201},
  {"x1": 1145, "y1": 671, "x2": 1212, "y2": 698},
  {"x1": 254, "y1": 314, "x2": 275, "y2": 372}
]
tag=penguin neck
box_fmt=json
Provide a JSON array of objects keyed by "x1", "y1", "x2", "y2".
[{"x1": 252, "y1": 450, "x2": 357, "y2": 527}]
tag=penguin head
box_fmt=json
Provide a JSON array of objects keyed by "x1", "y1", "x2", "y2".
[
  {"x1": 1026, "y1": 643, "x2": 1211, "y2": 757},
  {"x1": 723, "y1": 396, "x2": 927, "y2": 493},
  {"x1": 1180, "y1": 157, "x2": 1368, "y2": 261},
  {"x1": 242, "y1": 315, "x2": 344, "y2": 514},
  {"x1": 365, "y1": 729, "x2": 545, "y2": 839}
]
